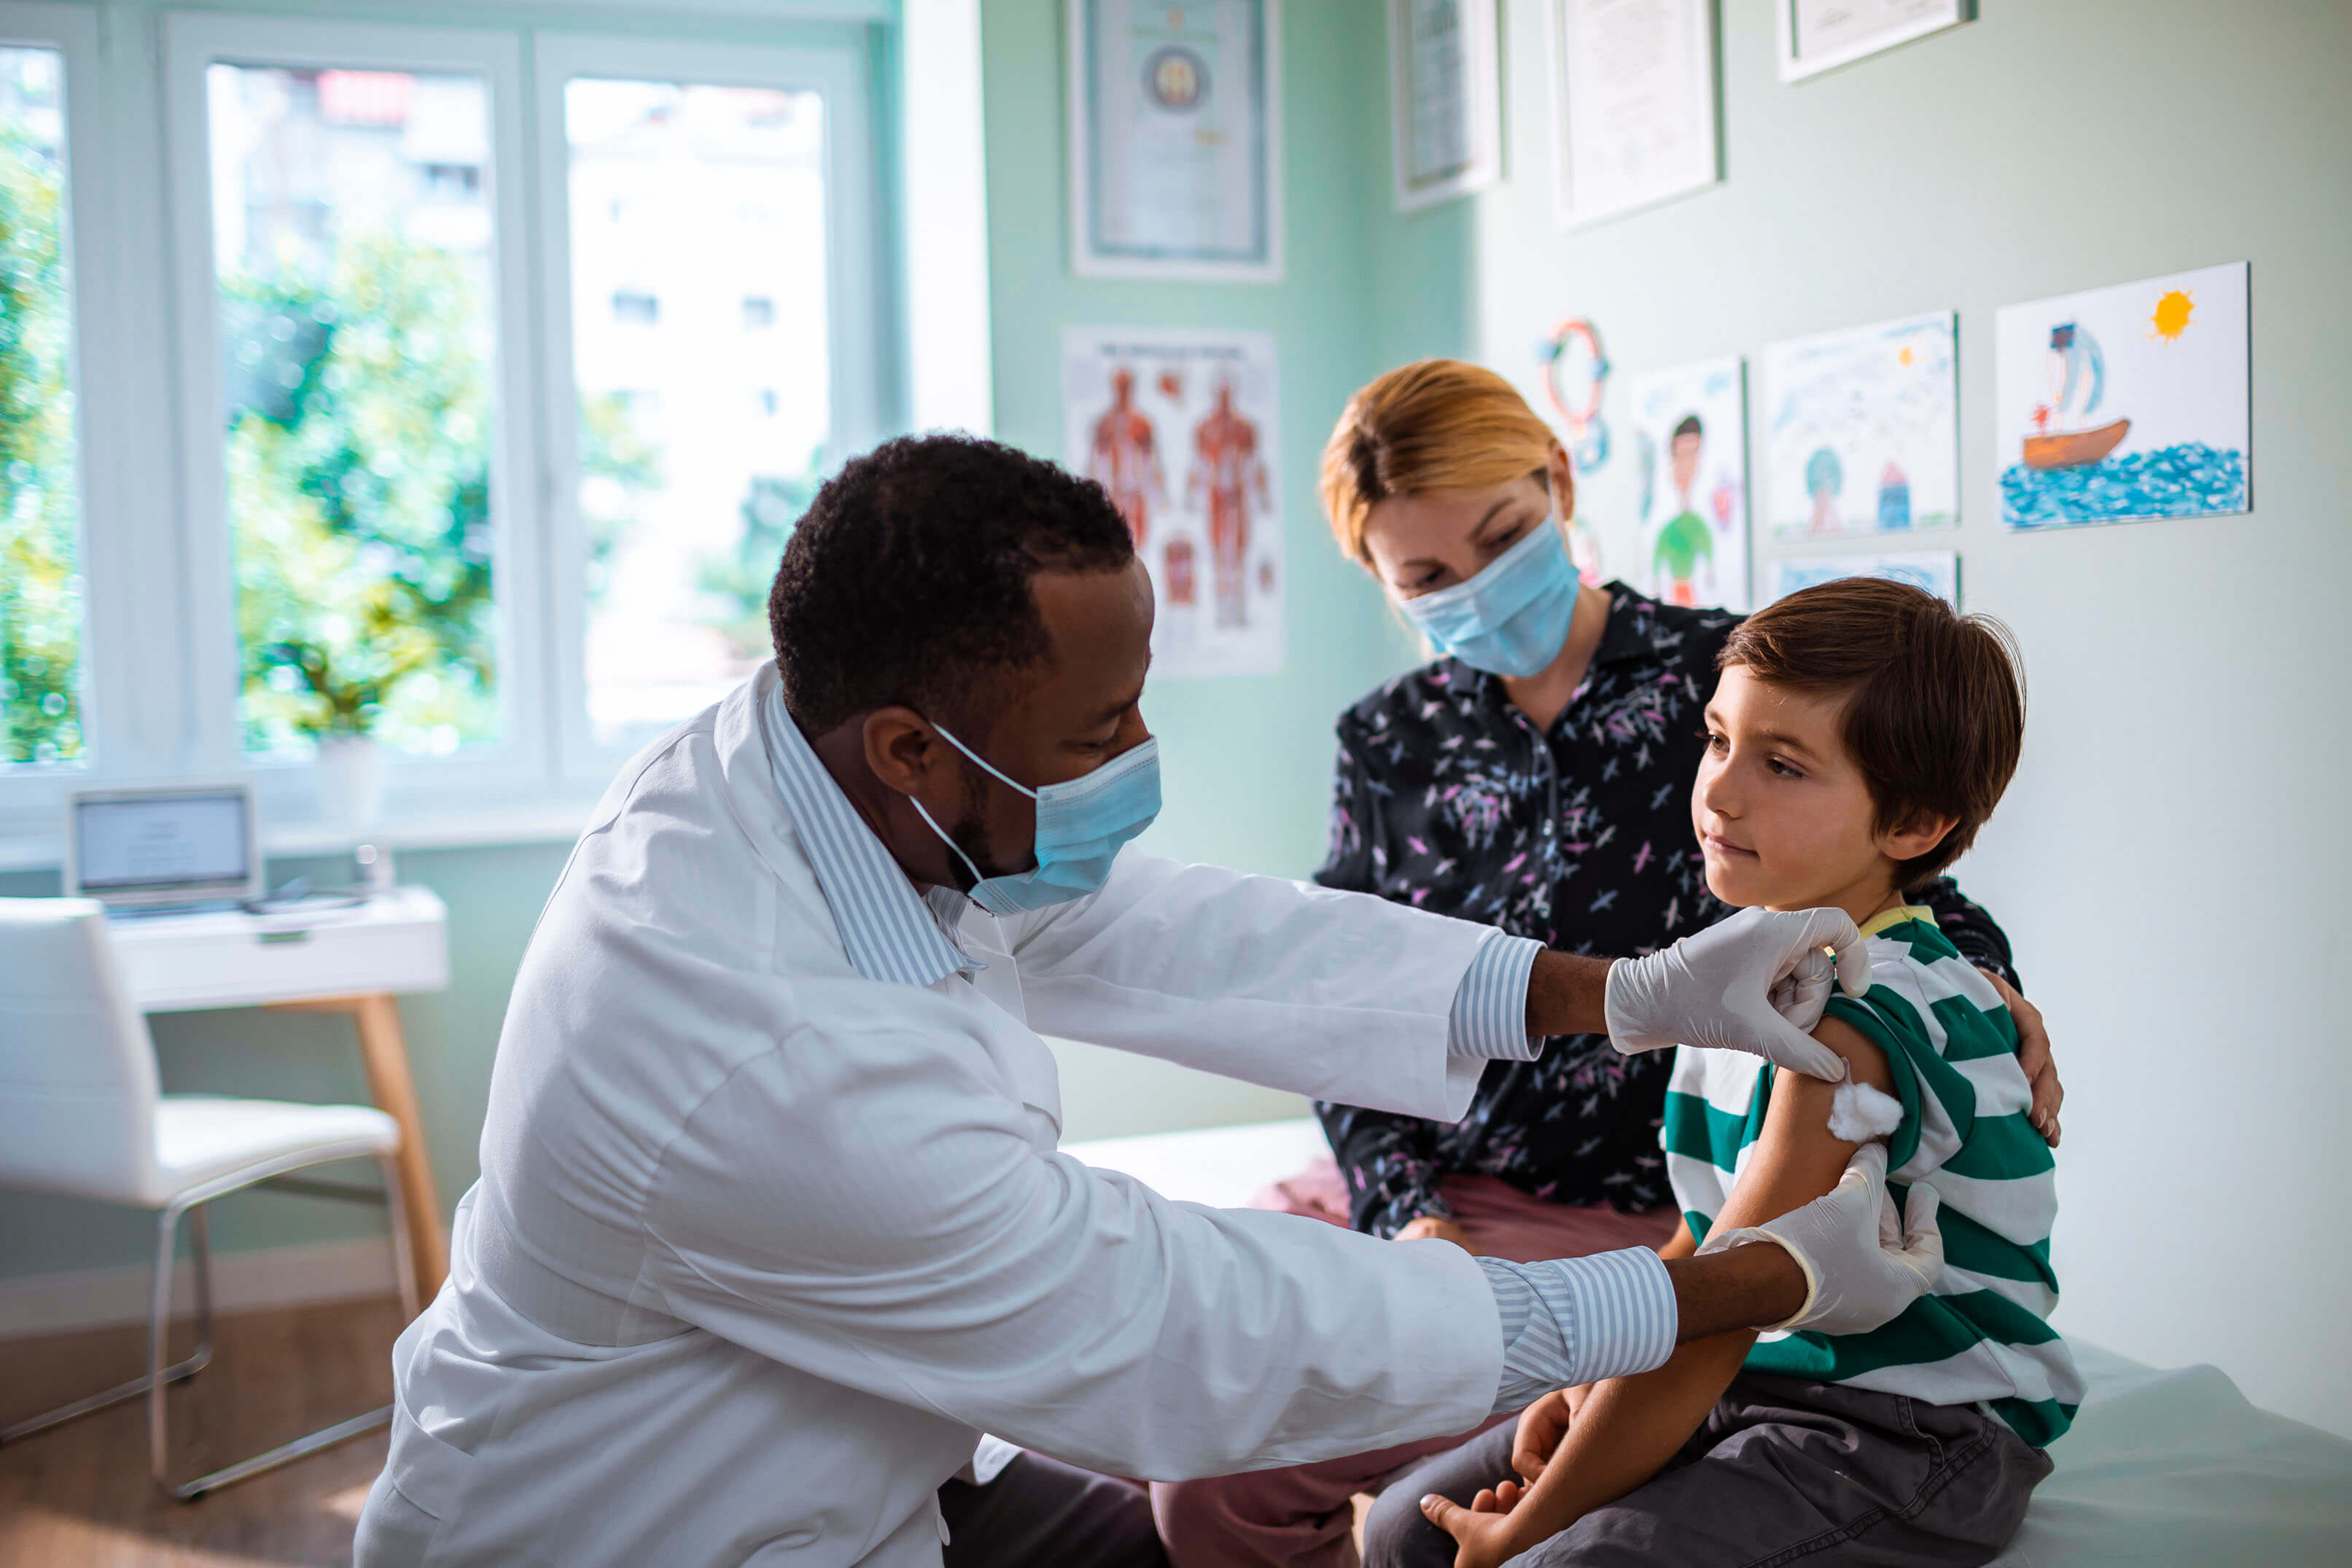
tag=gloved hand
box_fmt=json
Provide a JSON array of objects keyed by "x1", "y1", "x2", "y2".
[
  {"x1": 1603, "y1": 905, "x2": 1872, "y2": 1081},
  {"x1": 1697, "y1": 1143, "x2": 1944, "y2": 1335}
]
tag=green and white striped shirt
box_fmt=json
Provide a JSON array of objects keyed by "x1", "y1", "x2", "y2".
[{"x1": 1662, "y1": 905, "x2": 2083, "y2": 1446}]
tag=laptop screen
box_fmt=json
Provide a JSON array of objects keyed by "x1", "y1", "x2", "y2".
[{"x1": 74, "y1": 792, "x2": 252, "y2": 894}]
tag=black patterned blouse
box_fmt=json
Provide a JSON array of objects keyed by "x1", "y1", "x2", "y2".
[{"x1": 1312, "y1": 583, "x2": 2017, "y2": 1237}]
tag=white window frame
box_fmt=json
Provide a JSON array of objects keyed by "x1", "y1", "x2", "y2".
[
  {"x1": 0, "y1": 4, "x2": 131, "y2": 830},
  {"x1": 161, "y1": 13, "x2": 549, "y2": 824},
  {"x1": 0, "y1": 1, "x2": 988, "y2": 868},
  {"x1": 532, "y1": 30, "x2": 883, "y2": 784}
]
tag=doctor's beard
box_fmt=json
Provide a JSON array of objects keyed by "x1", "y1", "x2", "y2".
[{"x1": 945, "y1": 769, "x2": 1024, "y2": 891}]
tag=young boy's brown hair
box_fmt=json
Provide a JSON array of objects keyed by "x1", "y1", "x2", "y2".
[{"x1": 1717, "y1": 577, "x2": 2025, "y2": 889}]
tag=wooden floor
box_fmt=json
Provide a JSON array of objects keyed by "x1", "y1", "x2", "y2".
[{"x1": 0, "y1": 1297, "x2": 404, "y2": 1567}]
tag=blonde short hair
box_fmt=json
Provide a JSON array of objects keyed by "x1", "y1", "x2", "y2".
[{"x1": 1319, "y1": 359, "x2": 1558, "y2": 564}]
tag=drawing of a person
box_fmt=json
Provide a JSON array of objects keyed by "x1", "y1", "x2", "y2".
[
  {"x1": 1806, "y1": 446, "x2": 1845, "y2": 533},
  {"x1": 1087, "y1": 366, "x2": 1165, "y2": 547},
  {"x1": 1651, "y1": 414, "x2": 1714, "y2": 608},
  {"x1": 1186, "y1": 378, "x2": 1271, "y2": 628}
]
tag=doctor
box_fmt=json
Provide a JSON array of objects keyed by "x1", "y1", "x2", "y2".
[{"x1": 356, "y1": 436, "x2": 1944, "y2": 1568}]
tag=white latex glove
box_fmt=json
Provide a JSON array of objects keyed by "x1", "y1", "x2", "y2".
[
  {"x1": 1697, "y1": 1143, "x2": 1944, "y2": 1335},
  {"x1": 1603, "y1": 906, "x2": 1872, "y2": 1081}
]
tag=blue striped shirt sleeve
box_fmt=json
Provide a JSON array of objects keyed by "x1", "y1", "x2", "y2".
[
  {"x1": 1445, "y1": 931, "x2": 1543, "y2": 1061},
  {"x1": 1476, "y1": 1249, "x2": 1678, "y2": 1413}
]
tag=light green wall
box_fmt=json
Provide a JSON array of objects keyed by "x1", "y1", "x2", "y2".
[
  {"x1": 1454, "y1": 0, "x2": 2352, "y2": 1438},
  {"x1": 981, "y1": 0, "x2": 1453, "y2": 1136},
  {"x1": 981, "y1": 0, "x2": 1420, "y2": 884}
]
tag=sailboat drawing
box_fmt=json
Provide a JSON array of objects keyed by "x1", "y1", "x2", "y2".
[
  {"x1": 2025, "y1": 322, "x2": 2130, "y2": 469},
  {"x1": 1997, "y1": 262, "x2": 2248, "y2": 529}
]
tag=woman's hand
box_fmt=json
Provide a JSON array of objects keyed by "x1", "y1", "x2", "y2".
[
  {"x1": 1395, "y1": 1215, "x2": 1478, "y2": 1253},
  {"x1": 1979, "y1": 970, "x2": 2062, "y2": 1146},
  {"x1": 1420, "y1": 1482, "x2": 1532, "y2": 1568}
]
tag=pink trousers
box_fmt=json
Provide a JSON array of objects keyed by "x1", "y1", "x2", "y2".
[{"x1": 1148, "y1": 1160, "x2": 1676, "y2": 1568}]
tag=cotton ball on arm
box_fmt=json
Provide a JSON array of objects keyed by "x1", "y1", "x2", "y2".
[{"x1": 1826, "y1": 1081, "x2": 1903, "y2": 1144}]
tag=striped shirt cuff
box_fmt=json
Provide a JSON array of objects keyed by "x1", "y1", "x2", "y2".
[
  {"x1": 1445, "y1": 932, "x2": 1543, "y2": 1061},
  {"x1": 1477, "y1": 1248, "x2": 1679, "y2": 1413}
]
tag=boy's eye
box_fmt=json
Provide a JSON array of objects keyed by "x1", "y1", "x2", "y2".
[
  {"x1": 1698, "y1": 727, "x2": 1726, "y2": 752},
  {"x1": 1768, "y1": 757, "x2": 1803, "y2": 779}
]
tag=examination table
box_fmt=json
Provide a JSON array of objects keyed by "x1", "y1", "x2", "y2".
[{"x1": 1065, "y1": 1119, "x2": 2352, "y2": 1567}]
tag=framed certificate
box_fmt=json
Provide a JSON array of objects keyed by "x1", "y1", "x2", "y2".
[
  {"x1": 1549, "y1": 0, "x2": 1720, "y2": 230},
  {"x1": 1387, "y1": 0, "x2": 1503, "y2": 213},
  {"x1": 1068, "y1": 0, "x2": 1283, "y2": 282},
  {"x1": 1776, "y1": 0, "x2": 1974, "y2": 84}
]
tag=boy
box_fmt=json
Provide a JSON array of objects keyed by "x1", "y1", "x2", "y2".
[{"x1": 1369, "y1": 577, "x2": 2081, "y2": 1568}]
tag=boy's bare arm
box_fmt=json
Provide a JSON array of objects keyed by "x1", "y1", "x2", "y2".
[{"x1": 1465, "y1": 1021, "x2": 1898, "y2": 1554}]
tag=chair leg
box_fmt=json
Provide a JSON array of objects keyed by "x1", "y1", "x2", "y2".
[
  {"x1": 3, "y1": 1167, "x2": 399, "y2": 1497},
  {"x1": 0, "y1": 1212, "x2": 211, "y2": 1446},
  {"x1": 148, "y1": 1201, "x2": 184, "y2": 1490},
  {"x1": 147, "y1": 1186, "x2": 397, "y2": 1499}
]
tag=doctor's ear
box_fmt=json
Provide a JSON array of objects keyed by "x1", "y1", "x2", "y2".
[{"x1": 860, "y1": 708, "x2": 949, "y2": 796}]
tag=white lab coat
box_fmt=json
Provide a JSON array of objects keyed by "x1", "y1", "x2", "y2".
[{"x1": 360, "y1": 667, "x2": 1511, "y2": 1567}]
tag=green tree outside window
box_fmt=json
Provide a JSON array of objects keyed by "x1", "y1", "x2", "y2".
[{"x1": 0, "y1": 119, "x2": 84, "y2": 767}]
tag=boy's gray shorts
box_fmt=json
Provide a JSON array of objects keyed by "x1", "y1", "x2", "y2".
[{"x1": 1362, "y1": 1371, "x2": 2054, "y2": 1568}]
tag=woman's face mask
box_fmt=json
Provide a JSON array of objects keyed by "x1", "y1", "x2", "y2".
[
  {"x1": 1393, "y1": 518, "x2": 1582, "y2": 679},
  {"x1": 908, "y1": 722, "x2": 1161, "y2": 915}
]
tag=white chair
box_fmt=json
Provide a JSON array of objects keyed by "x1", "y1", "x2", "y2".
[{"x1": 0, "y1": 897, "x2": 420, "y2": 1499}]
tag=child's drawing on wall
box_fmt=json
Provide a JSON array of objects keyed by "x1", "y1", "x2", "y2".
[
  {"x1": 1629, "y1": 355, "x2": 1751, "y2": 611},
  {"x1": 1995, "y1": 262, "x2": 2250, "y2": 529},
  {"x1": 1762, "y1": 311, "x2": 1958, "y2": 539}
]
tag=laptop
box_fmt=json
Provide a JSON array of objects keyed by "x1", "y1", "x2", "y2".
[{"x1": 64, "y1": 785, "x2": 262, "y2": 913}]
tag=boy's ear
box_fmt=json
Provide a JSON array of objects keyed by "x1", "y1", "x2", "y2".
[{"x1": 1879, "y1": 808, "x2": 1958, "y2": 866}]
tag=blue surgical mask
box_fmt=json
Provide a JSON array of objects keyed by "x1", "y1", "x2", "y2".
[
  {"x1": 1396, "y1": 519, "x2": 1581, "y2": 679},
  {"x1": 910, "y1": 724, "x2": 1161, "y2": 915}
]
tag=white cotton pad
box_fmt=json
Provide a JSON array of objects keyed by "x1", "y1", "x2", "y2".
[{"x1": 1827, "y1": 1080, "x2": 1904, "y2": 1143}]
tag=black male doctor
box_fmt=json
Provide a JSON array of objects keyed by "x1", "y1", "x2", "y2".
[{"x1": 357, "y1": 437, "x2": 1943, "y2": 1568}]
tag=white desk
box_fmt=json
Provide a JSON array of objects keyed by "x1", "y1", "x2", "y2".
[{"x1": 109, "y1": 887, "x2": 453, "y2": 1303}]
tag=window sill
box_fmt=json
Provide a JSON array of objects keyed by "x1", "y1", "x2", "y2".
[{"x1": 0, "y1": 800, "x2": 597, "y2": 875}]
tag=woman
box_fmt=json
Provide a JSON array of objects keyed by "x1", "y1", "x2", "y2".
[{"x1": 1150, "y1": 361, "x2": 2062, "y2": 1568}]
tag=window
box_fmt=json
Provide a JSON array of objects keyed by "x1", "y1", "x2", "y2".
[
  {"x1": 0, "y1": 44, "x2": 83, "y2": 769},
  {"x1": 560, "y1": 73, "x2": 835, "y2": 749},
  {"x1": 206, "y1": 61, "x2": 502, "y2": 758},
  {"x1": 0, "y1": 6, "x2": 961, "y2": 852}
]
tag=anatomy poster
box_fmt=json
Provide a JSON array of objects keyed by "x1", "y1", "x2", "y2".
[
  {"x1": 1062, "y1": 327, "x2": 1284, "y2": 676},
  {"x1": 1629, "y1": 354, "x2": 1751, "y2": 611},
  {"x1": 1761, "y1": 311, "x2": 1958, "y2": 539},
  {"x1": 1993, "y1": 262, "x2": 2250, "y2": 530}
]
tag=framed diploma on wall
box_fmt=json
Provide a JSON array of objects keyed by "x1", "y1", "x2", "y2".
[
  {"x1": 1775, "y1": 0, "x2": 1974, "y2": 84},
  {"x1": 1387, "y1": 0, "x2": 1503, "y2": 213},
  {"x1": 1068, "y1": 0, "x2": 1284, "y2": 281},
  {"x1": 1548, "y1": 0, "x2": 1720, "y2": 230}
]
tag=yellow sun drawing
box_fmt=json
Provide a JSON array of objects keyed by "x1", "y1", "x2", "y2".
[
  {"x1": 1898, "y1": 346, "x2": 1915, "y2": 367},
  {"x1": 2150, "y1": 289, "x2": 2196, "y2": 342}
]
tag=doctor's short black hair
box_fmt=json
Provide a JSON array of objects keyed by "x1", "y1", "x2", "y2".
[{"x1": 768, "y1": 434, "x2": 1136, "y2": 735}]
